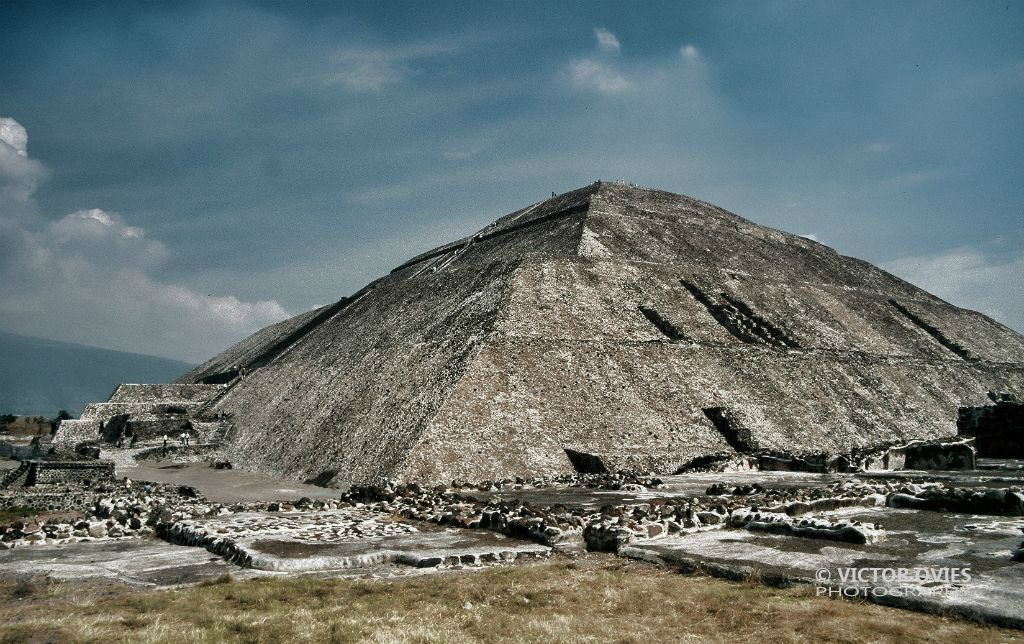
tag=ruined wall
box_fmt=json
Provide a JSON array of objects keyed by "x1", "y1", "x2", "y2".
[
  {"x1": 3, "y1": 460, "x2": 115, "y2": 490},
  {"x1": 0, "y1": 441, "x2": 42, "y2": 461},
  {"x1": 0, "y1": 489, "x2": 98, "y2": 512}
]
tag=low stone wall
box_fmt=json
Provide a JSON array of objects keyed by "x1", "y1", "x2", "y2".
[
  {"x1": 0, "y1": 441, "x2": 42, "y2": 460},
  {"x1": 0, "y1": 462, "x2": 29, "y2": 489},
  {"x1": 728, "y1": 508, "x2": 884, "y2": 544},
  {"x1": 685, "y1": 437, "x2": 978, "y2": 474},
  {"x1": 1, "y1": 481, "x2": 215, "y2": 547},
  {"x1": 0, "y1": 489, "x2": 97, "y2": 513},
  {"x1": 706, "y1": 478, "x2": 1024, "y2": 517},
  {"x1": 861, "y1": 438, "x2": 977, "y2": 471},
  {"x1": 24, "y1": 460, "x2": 115, "y2": 487},
  {"x1": 134, "y1": 443, "x2": 220, "y2": 463}
]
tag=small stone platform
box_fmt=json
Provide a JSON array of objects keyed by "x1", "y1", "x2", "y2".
[
  {"x1": 1, "y1": 460, "x2": 114, "y2": 490},
  {"x1": 163, "y1": 509, "x2": 549, "y2": 572}
]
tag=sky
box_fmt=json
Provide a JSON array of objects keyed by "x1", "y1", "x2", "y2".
[{"x1": 0, "y1": 1, "x2": 1022, "y2": 362}]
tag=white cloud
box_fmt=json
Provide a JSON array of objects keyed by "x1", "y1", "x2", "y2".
[
  {"x1": 799, "y1": 233, "x2": 819, "y2": 242},
  {"x1": 442, "y1": 147, "x2": 482, "y2": 161},
  {"x1": 568, "y1": 36, "x2": 713, "y2": 95},
  {"x1": 594, "y1": 28, "x2": 621, "y2": 53},
  {"x1": 0, "y1": 117, "x2": 290, "y2": 362},
  {"x1": 570, "y1": 58, "x2": 631, "y2": 94},
  {"x1": 54, "y1": 208, "x2": 149, "y2": 241},
  {"x1": 882, "y1": 245, "x2": 1024, "y2": 333},
  {"x1": 0, "y1": 118, "x2": 48, "y2": 203},
  {"x1": 0, "y1": 118, "x2": 28, "y2": 156},
  {"x1": 879, "y1": 169, "x2": 944, "y2": 191},
  {"x1": 864, "y1": 141, "x2": 893, "y2": 154},
  {"x1": 325, "y1": 42, "x2": 455, "y2": 93},
  {"x1": 327, "y1": 50, "x2": 410, "y2": 92}
]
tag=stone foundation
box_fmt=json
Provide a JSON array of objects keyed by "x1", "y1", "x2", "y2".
[{"x1": 18, "y1": 460, "x2": 115, "y2": 487}]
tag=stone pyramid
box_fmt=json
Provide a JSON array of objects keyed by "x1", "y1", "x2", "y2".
[{"x1": 177, "y1": 183, "x2": 1024, "y2": 485}]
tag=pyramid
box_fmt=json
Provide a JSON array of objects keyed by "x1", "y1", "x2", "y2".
[{"x1": 176, "y1": 183, "x2": 1024, "y2": 485}]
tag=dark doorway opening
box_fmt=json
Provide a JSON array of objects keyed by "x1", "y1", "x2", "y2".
[{"x1": 564, "y1": 448, "x2": 609, "y2": 474}]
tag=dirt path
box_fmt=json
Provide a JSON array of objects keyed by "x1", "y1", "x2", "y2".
[{"x1": 118, "y1": 460, "x2": 338, "y2": 503}]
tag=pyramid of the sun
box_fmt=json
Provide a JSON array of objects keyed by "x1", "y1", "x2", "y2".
[{"x1": 177, "y1": 182, "x2": 1024, "y2": 485}]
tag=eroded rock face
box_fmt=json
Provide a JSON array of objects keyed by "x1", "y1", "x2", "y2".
[{"x1": 149, "y1": 183, "x2": 1024, "y2": 485}]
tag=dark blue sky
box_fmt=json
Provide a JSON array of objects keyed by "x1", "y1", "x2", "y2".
[{"x1": 1, "y1": 1, "x2": 1022, "y2": 360}]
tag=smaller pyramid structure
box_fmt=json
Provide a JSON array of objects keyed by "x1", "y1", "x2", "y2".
[{"x1": 167, "y1": 182, "x2": 1024, "y2": 485}]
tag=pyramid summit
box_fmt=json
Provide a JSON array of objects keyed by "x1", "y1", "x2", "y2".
[{"x1": 155, "y1": 182, "x2": 1024, "y2": 485}]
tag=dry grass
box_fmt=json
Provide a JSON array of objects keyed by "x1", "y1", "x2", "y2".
[
  {"x1": 0, "y1": 558, "x2": 1019, "y2": 643},
  {"x1": 0, "y1": 416, "x2": 51, "y2": 436},
  {"x1": 0, "y1": 507, "x2": 39, "y2": 524}
]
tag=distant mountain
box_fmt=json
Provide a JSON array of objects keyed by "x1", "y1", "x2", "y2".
[{"x1": 0, "y1": 331, "x2": 194, "y2": 416}]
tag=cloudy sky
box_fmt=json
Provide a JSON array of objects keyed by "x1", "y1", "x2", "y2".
[{"x1": 1, "y1": 1, "x2": 1022, "y2": 362}]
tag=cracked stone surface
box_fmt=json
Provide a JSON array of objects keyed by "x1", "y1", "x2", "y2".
[{"x1": 0, "y1": 540, "x2": 255, "y2": 587}]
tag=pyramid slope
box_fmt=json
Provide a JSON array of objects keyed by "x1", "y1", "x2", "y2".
[
  {"x1": 204, "y1": 186, "x2": 596, "y2": 482},
  {"x1": 398, "y1": 183, "x2": 1024, "y2": 480},
  {"x1": 190, "y1": 183, "x2": 1024, "y2": 484},
  {"x1": 178, "y1": 304, "x2": 333, "y2": 384}
]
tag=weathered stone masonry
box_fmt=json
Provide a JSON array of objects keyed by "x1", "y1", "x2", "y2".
[{"x1": 107, "y1": 183, "x2": 1024, "y2": 485}]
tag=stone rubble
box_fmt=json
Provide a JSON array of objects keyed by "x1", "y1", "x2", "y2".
[
  {"x1": 341, "y1": 477, "x2": 881, "y2": 553},
  {"x1": 707, "y1": 478, "x2": 1024, "y2": 516},
  {"x1": 3, "y1": 468, "x2": 1021, "y2": 568},
  {"x1": 685, "y1": 437, "x2": 979, "y2": 474},
  {"x1": 0, "y1": 481, "x2": 206, "y2": 549},
  {"x1": 727, "y1": 509, "x2": 884, "y2": 544},
  {"x1": 161, "y1": 509, "x2": 419, "y2": 567},
  {"x1": 446, "y1": 471, "x2": 665, "y2": 492}
]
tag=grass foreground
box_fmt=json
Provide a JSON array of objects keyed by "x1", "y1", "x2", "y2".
[{"x1": 0, "y1": 557, "x2": 1019, "y2": 643}]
